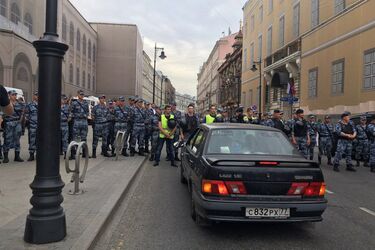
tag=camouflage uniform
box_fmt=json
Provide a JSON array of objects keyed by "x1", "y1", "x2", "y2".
[
  {"x1": 3, "y1": 101, "x2": 24, "y2": 160},
  {"x1": 170, "y1": 110, "x2": 182, "y2": 160},
  {"x1": 60, "y1": 103, "x2": 70, "y2": 153},
  {"x1": 333, "y1": 121, "x2": 356, "y2": 168},
  {"x1": 114, "y1": 105, "x2": 129, "y2": 149},
  {"x1": 25, "y1": 101, "x2": 38, "y2": 154},
  {"x1": 106, "y1": 104, "x2": 116, "y2": 153},
  {"x1": 130, "y1": 106, "x2": 146, "y2": 154},
  {"x1": 150, "y1": 112, "x2": 160, "y2": 160},
  {"x1": 292, "y1": 119, "x2": 309, "y2": 159},
  {"x1": 124, "y1": 105, "x2": 135, "y2": 151},
  {"x1": 354, "y1": 124, "x2": 369, "y2": 165},
  {"x1": 308, "y1": 121, "x2": 318, "y2": 160},
  {"x1": 70, "y1": 99, "x2": 89, "y2": 142},
  {"x1": 317, "y1": 123, "x2": 334, "y2": 164},
  {"x1": 92, "y1": 104, "x2": 110, "y2": 155},
  {"x1": 367, "y1": 123, "x2": 375, "y2": 172},
  {"x1": 144, "y1": 108, "x2": 153, "y2": 153}
]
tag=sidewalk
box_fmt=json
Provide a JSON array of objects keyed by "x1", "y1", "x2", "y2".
[{"x1": 0, "y1": 130, "x2": 147, "y2": 250}]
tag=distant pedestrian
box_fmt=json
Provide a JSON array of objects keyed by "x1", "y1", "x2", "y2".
[
  {"x1": 25, "y1": 91, "x2": 38, "y2": 161},
  {"x1": 291, "y1": 109, "x2": 310, "y2": 159},
  {"x1": 333, "y1": 111, "x2": 357, "y2": 172}
]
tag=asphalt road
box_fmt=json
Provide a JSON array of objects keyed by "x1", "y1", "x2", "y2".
[{"x1": 94, "y1": 155, "x2": 375, "y2": 250}]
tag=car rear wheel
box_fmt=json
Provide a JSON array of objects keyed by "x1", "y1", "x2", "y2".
[
  {"x1": 180, "y1": 165, "x2": 187, "y2": 184},
  {"x1": 190, "y1": 190, "x2": 211, "y2": 227}
]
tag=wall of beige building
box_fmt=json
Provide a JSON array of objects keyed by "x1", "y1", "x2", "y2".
[{"x1": 91, "y1": 23, "x2": 143, "y2": 100}]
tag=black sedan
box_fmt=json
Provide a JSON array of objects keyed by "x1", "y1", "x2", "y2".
[{"x1": 180, "y1": 124, "x2": 327, "y2": 226}]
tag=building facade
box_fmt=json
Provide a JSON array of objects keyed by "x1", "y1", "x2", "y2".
[
  {"x1": 197, "y1": 33, "x2": 237, "y2": 113},
  {"x1": 164, "y1": 78, "x2": 175, "y2": 106},
  {"x1": 175, "y1": 92, "x2": 196, "y2": 112},
  {"x1": 218, "y1": 30, "x2": 243, "y2": 112},
  {"x1": 242, "y1": 0, "x2": 375, "y2": 118}
]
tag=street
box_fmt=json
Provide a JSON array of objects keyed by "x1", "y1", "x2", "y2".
[{"x1": 93, "y1": 155, "x2": 375, "y2": 250}]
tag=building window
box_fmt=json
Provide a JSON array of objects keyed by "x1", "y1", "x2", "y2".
[
  {"x1": 69, "y1": 22, "x2": 74, "y2": 47},
  {"x1": 259, "y1": 5, "x2": 263, "y2": 23},
  {"x1": 69, "y1": 64, "x2": 73, "y2": 83},
  {"x1": 267, "y1": 26, "x2": 272, "y2": 56},
  {"x1": 88, "y1": 40, "x2": 92, "y2": 60},
  {"x1": 88, "y1": 73, "x2": 91, "y2": 90},
  {"x1": 308, "y1": 68, "x2": 318, "y2": 98},
  {"x1": 62, "y1": 15, "x2": 67, "y2": 41},
  {"x1": 24, "y1": 13, "x2": 33, "y2": 34},
  {"x1": 250, "y1": 15, "x2": 255, "y2": 32},
  {"x1": 243, "y1": 48, "x2": 247, "y2": 70},
  {"x1": 93, "y1": 44, "x2": 96, "y2": 62},
  {"x1": 293, "y1": 3, "x2": 300, "y2": 38},
  {"x1": 0, "y1": 0, "x2": 7, "y2": 17},
  {"x1": 244, "y1": 21, "x2": 248, "y2": 36},
  {"x1": 82, "y1": 34, "x2": 86, "y2": 56},
  {"x1": 76, "y1": 29, "x2": 81, "y2": 51},
  {"x1": 250, "y1": 43, "x2": 254, "y2": 67},
  {"x1": 82, "y1": 70, "x2": 86, "y2": 89},
  {"x1": 311, "y1": 0, "x2": 319, "y2": 28},
  {"x1": 279, "y1": 16, "x2": 285, "y2": 48},
  {"x1": 76, "y1": 67, "x2": 80, "y2": 86},
  {"x1": 331, "y1": 59, "x2": 345, "y2": 94},
  {"x1": 363, "y1": 49, "x2": 375, "y2": 90},
  {"x1": 258, "y1": 35, "x2": 262, "y2": 60},
  {"x1": 335, "y1": 0, "x2": 345, "y2": 14},
  {"x1": 268, "y1": 0, "x2": 273, "y2": 14},
  {"x1": 10, "y1": 3, "x2": 20, "y2": 24}
]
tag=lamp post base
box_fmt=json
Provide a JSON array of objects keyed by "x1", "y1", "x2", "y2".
[{"x1": 24, "y1": 213, "x2": 66, "y2": 244}]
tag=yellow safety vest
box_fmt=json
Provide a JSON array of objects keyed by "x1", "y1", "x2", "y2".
[
  {"x1": 160, "y1": 114, "x2": 175, "y2": 139},
  {"x1": 205, "y1": 114, "x2": 216, "y2": 124}
]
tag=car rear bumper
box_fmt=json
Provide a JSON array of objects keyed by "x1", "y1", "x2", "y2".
[{"x1": 193, "y1": 191, "x2": 327, "y2": 223}]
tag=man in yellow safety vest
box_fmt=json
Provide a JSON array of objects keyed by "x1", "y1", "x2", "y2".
[{"x1": 203, "y1": 105, "x2": 217, "y2": 124}]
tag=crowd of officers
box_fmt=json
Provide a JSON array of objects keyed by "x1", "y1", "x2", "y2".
[
  {"x1": 202, "y1": 105, "x2": 375, "y2": 173},
  {"x1": 1, "y1": 88, "x2": 374, "y2": 174}
]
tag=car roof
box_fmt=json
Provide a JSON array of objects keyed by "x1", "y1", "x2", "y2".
[{"x1": 200, "y1": 123, "x2": 280, "y2": 132}]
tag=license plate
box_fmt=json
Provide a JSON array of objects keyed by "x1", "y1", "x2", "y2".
[{"x1": 245, "y1": 208, "x2": 290, "y2": 218}]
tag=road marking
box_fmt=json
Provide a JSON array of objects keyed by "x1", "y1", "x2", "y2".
[
  {"x1": 359, "y1": 207, "x2": 375, "y2": 217},
  {"x1": 326, "y1": 189, "x2": 334, "y2": 194}
]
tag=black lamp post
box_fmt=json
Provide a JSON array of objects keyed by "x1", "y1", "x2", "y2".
[
  {"x1": 251, "y1": 59, "x2": 262, "y2": 121},
  {"x1": 24, "y1": 0, "x2": 68, "y2": 244},
  {"x1": 160, "y1": 74, "x2": 167, "y2": 106},
  {"x1": 152, "y1": 43, "x2": 166, "y2": 103}
]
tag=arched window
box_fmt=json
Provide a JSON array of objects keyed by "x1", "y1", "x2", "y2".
[
  {"x1": 82, "y1": 34, "x2": 86, "y2": 56},
  {"x1": 76, "y1": 29, "x2": 81, "y2": 51},
  {"x1": 10, "y1": 3, "x2": 20, "y2": 24},
  {"x1": 0, "y1": 0, "x2": 7, "y2": 17},
  {"x1": 62, "y1": 15, "x2": 67, "y2": 41},
  {"x1": 76, "y1": 67, "x2": 80, "y2": 86},
  {"x1": 69, "y1": 64, "x2": 73, "y2": 83},
  {"x1": 88, "y1": 73, "x2": 91, "y2": 90},
  {"x1": 24, "y1": 13, "x2": 33, "y2": 34},
  {"x1": 17, "y1": 67, "x2": 29, "y2": 82},
  {"x1": 88, "y1": 39, "x2": 91, "y2": 60},
  {"x1": 69, "y1": 22, "x2": 74, "y2": 46},
  {"x1": 93, "y1": 44, "x2": 96, "y2": 62},
  {"x1": 82, "y1": 70, "x2": 86, "y2": 88}
]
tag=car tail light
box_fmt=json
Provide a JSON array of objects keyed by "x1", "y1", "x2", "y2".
[
  {"x1": 287, "y1": 182, "x2": 326, "y2": 197},
  {"x1": 259, "y1": 161, "x2": 279, "y2": 166},
  {"x1": 202, "y1": 180, "x2": 247, "y2": 196}
]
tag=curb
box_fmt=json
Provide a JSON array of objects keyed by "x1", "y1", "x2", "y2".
[{"x1": 71, "y1": 157, "x2": 148, "y2": 250}]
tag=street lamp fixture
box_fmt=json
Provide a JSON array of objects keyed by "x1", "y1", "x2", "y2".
[
  {"x1": 153, "y1": 43, "x2": 166, "y2": 103},
  {"x1": 160, "y1": 74, "x2": 167, "y2": 106},
  {"x1": 250, "y1": 60, "x2": 262, "y2": 122}
]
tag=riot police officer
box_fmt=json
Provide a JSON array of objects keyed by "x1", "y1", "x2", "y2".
[
  {"x1": 149, "y1": 106, "x2": 161, "y2": 161},
  {"x1": 317, "y1": 115, "x2": 334, "y2": 165},
  {"x1": 60, "y1": 94, "x2": 70, "y2": 159},
  {"x1": 144, "y1": 102, "x2": 153, "y2": 154},
  {"x1": 25, "y1": 91, "x2": 38, "y2": 161},
  {"x1": 367, "y1": 117, "x2": 375, "y2": 172},
  {"x1": 106, "y1": 99, "x2": 116, "y2": 156},
  {"x1": 124, "y1": 96, "x2": 135, "y2": 154},
  {"x1": 333, "y1": 111, "x2": 357, "y2": 172},
  {"x1": 3, "y1": 90, "x2": 24, "y2": 163},
  {"x1": 171, "y1": 102, "x2": 182, "y2": 161},
  {"x1": 354, "y1": 116, "x2": 369, "y2": 167},
  {"x1": 308, "y1": 115, "x2": 318, "y2": 161},
  {"x1": 92, "y1": 95, "x2": 110, "y2": 158},
  {"x1": 130, "y1": 98, "x2": 146, "y2": 156},
  {"x1": 114, "y1": 96, "x2": 129, "y2": 156},
  {"x1": 292, "y1": 109, "x2": 311, "y2": 159}
]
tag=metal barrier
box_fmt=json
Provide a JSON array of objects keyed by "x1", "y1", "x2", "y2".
[
  {"x1": 114, "y1": 130, "x2": 126, "y2": 161},
  {"x1": 65, "y1": 141, "x2": 89, "y2": 195}
]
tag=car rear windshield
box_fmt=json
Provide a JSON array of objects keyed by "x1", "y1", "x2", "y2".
[{"x1": 206, "y1": 129, "x2": 296, "y2": 156}]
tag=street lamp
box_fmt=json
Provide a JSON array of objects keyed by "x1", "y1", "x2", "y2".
[
  {"x1": 251, "y1": 59, "x2": 262, "y2": 121},
  {"x1": 160, "y1": 74, "x2": 167, "y2": 106},
  {"x1": 24, "y1": 0, "x2": 68, "y2": 244},
  {"x1": 152, "y1": 43, "x2": 166, "y2": 103}
]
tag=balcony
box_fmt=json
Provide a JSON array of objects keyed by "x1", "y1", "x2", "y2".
[
  {"x1": 0, "y1": 15, "x2": 37, "y2": 43},
  {"x1": 264, "y1": 39, "x2": 301, "y2": 68}
]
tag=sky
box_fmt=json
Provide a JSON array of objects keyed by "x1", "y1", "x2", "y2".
[{"x1": 70, "y1": 0, "x2": 247, "y2": 96}]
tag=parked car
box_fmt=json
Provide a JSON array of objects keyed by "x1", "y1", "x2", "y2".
[{"x1": 180, "y1": 124, "x2": 327, "y2": 226}]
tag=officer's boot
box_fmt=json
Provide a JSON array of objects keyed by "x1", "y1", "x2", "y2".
[
  {"x1": 346, "y1": 164, "x2": 356, "y2": 172},
  {"x1": 333, "y1": 164, "x2": 340, "y2": 172},
  {"x1": 92, "y1": 147, "x2": 97, "y2": 159},
  {"x1": 144, "y1": 146, "x2": 149, "y2": 154},
  {"x1": 3, "y1": 152, "x2": 9, "y2": 163},
  {"x1": 356, "y1": 160, "x2": 360, "y2": 167},
  {"x1": 14, "y1": 151, "x2": 24, "y2": 162},
  {"x1": 130, "y1": 148, "x2": 135, "y2": 157},
  {"x1": 138, "y1": 148, "x2": 145, "y2": 156},
  {"x1": 69, "y1": 148, "x2": 76, "y2": 160},
  {"x1": 364, "y1": 161, "x2": 369, "y2": 168},
  {"x1": 111, "y1": 148, "x2": 115, "y2": 157},
  {"x1": 174, "y1": 152, "x2": 181, "y2": 162},
  {"x1": 27, "y1": 152, "x2": 35, "y2": 162},
  {"x1": 149, "y1": 154, "x2": 155, "y2": 162},
  {"x1": 0, "y1": 148, "x2": 3, "y2": 160},
  {"x1": 327, "y1": 158, "x2": 333, "y2": 166},
  {"x1": 122, "y1": 148, "x2": 129, "y2": 157}
]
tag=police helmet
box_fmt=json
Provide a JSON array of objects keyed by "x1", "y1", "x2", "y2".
[{"x1": 167, "y1": 118, "x2": 177, "y2": 129}]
